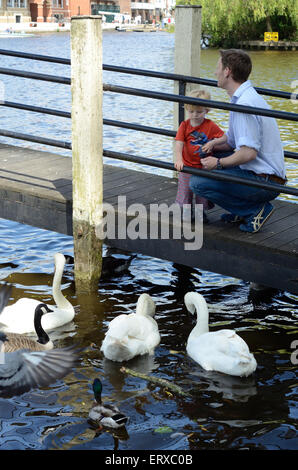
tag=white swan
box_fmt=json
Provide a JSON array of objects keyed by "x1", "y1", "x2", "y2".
[
  {"x1": 185, "y1": 292, "x2": 257, "y2": 377},
  {"x1": 101, "y1": 293, "x2": 160, "y2": 362},
  {"x1": 0, "y1": 253, "x2": 75, "y2": 334}
]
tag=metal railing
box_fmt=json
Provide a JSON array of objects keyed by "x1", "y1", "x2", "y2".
[{"x1": 0, "y1": 48, "x2": 297, "y2": 197}]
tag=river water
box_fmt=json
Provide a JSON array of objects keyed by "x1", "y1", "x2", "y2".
[{"x1": 0, "y1": 31, "x2": 297, "y2": 451}]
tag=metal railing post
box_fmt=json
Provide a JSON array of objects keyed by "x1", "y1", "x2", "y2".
[{"x1": 178, "y1": 80, "x2": 186, "y2": 125}]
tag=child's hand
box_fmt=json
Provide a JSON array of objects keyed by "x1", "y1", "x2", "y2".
[
  {"x1": 174, "y1": 159, "x2": 184, "y2": 171},
  {"x1": 202, "y1": 140, "x2": 215, "y2": 153}
]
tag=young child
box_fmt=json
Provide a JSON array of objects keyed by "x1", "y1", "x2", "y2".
[{"x1": 174, "y1": 89, "x2": 224, "y2": 222}]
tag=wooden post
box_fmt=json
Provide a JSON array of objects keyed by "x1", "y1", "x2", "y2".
[
  {"x1": 71, "y1": 16, "x2": 103, "y2": 292},
  {"x1": 173, "y1": 6, "x2": 202, "y2": 164}
]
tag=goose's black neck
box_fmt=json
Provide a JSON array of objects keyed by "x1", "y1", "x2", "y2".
[{"x1": 34, "y1": 304, "x2": 51, "y2": 345}]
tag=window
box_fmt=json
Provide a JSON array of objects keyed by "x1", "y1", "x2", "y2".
[
  {"x1": 7, "y1": 0, "x2": 27, "y2": 6},
  {"x1": 52, "y1": 0, "x2": 63, "y2": 7}
]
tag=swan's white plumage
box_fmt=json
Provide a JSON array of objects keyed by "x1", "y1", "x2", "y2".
[
  {"x1": 185, "y1": 292, "x2": 257, "y2": 377},
  {"x1": 0, "y1": 253, "x2": 75, "y2": 334},
  {"x1": 101, "y1": 293, "x2": 160, "y2": 362}
]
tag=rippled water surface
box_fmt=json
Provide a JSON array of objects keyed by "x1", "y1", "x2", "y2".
[{"x1": 0, "y1": 31, "x2": 297, "y2": 451}]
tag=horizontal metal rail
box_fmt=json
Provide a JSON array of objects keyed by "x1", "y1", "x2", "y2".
[
  {"x1": 0, "y1": 49, "x2": 70, "y2": 65},
  {"x1": 103, "y1": 65, "x2": 297, "y2": 101},
  {"x1": 0, "y1": 67, "x2": 70, "y2": 85},
  {"x1": 1, "y1": 100, "x2": 71, "y2": 117},
  {"x1": 103, "y1": 84, "x2": 298, "y2": 122},
  {"x1": 0, "y1": 129, "x2": 72, "y2": 149},
  {"x1": 103, "y1": 150, "x2": 298, "y2": 197},
  {"x1": 0, "y1": 117, "x2": 296, "y2": 161},
  {"x1": 0, "y1": 127, "x2": 296, "y2": 197},
  {"x1": 0, "y1": 74, "x2": 297, "y2": 122},
  {"x1": 0, "y1": 48, "x2": 296, "y2": 101},
  {"x1": 102, "y1": 121, "x2": 298, "y2": 160}
]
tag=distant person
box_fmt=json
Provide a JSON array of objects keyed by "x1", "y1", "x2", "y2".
[
  {"x1": 174, "y1": 89, "x2": 224, "y2": 222},
  {"x1": 190, "y1": 49, "x2": 286, "y2": 233}
]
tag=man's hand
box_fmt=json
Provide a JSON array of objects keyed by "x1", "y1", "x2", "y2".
[{"x1": 201, "y1": 156, "x2": 218, "y2": 170}]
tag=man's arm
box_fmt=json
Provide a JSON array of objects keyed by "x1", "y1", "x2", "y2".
[{"x1": 201, "y1": 146, "x2": 257, "y2": 170}]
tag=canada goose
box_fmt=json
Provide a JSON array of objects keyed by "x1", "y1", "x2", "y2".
[
  {"x1": 185, "y1": 292, "x2": 257, "y2": 377},
  {"x1": 1, "y1": 303, "x2": 54, "y2": 352},
  {"x1": 100, "y1": 293, "x2": 160, "y2": 362},
  {"x1": 0, "y1": 283, "x2": 81, "y2": 398},
  {"x1": 0, "y1": 340, "x2": 81, "y2": 398}
]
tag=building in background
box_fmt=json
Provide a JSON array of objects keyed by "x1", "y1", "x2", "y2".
[
  {"x1": 0, "y1": 0, "x2": 175, "y2": 24},
  {"x1": 0, "y1": 0, "x2": 31, "y2": 23}
]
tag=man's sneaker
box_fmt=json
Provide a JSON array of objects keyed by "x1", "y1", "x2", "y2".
[
  {"x1": 239, "y1": 202, "x2": 274, "y2": 233},
  {"x1": 221, "y1": 213, "x2": 244, "y2": 224}
]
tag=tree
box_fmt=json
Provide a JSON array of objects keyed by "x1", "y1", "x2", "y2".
[{"x1": 176, "y1": 0, "x2": 298, "y2": 46}]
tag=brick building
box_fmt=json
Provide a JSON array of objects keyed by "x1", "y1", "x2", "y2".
[
  {"x1": 0, "y1": 0, "x2": 173, "y2": 24},
  {"x1": 0, "y1": 0, "x2": 31, "y2": 23}
]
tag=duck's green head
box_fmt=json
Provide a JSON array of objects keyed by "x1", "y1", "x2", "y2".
[{"x1": 92, "y1": 378, "x2": 103, "y2": 403}]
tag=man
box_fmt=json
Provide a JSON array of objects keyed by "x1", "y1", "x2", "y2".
[{"x1": 189, "y1": 49, "x2": 286, "y2": 233}]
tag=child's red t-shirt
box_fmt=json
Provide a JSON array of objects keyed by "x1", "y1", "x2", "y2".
[{"x1": 175, "y1": 118, "x2": 224, "y2": 168}]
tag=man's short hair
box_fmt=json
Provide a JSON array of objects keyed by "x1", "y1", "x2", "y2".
[{"x1": 219, "y1": 49, "x2": 252, "y2": 83}]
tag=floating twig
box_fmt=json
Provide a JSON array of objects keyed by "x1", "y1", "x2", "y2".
[{"x1": 120, "y1": 366, "x2": 191, "y2": 398}]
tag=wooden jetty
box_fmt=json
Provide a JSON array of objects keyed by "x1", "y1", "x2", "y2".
[
  {"x1": 0, "y1": 143, "x2": 298, "y2": 294},
  {"x1": 115, "y1": 24, "x2": 159, "y2": 33},
  {"x1": 238, "y1": 40, "x2": 297, "y2": 51}
]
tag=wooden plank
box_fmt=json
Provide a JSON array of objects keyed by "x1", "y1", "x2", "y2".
[
  {"x1": 103, "y1": 172, "x2": 158, "y2": 197},
  {"x1": 104, "y1": 176, "x2": 175, "y2": 202}
]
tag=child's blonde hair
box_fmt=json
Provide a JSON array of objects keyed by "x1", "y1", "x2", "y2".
[{"x1": 185, "y1": 89, "x2": 211, "y2": 112}]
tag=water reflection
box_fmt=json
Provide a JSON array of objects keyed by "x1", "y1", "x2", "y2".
[{"x1": 185, "y1": 367, "x2": 257, "y2": 403}]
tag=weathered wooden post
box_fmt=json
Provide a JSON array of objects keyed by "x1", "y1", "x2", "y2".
[
  {"x1": 173, "y1": 6, "x2": 202, "y2": 162},
  {"x1": 71, "y1": 16, "x2": 103, "y2": 292}
]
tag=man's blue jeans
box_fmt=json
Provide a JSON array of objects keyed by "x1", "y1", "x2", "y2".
[{"x1": 189, "y1": 167, "x2": 280, "y2": 218}]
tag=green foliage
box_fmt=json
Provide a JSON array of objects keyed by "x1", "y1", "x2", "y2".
[{"x1": 176, "y1": 0, "x2": 298, "y2": 46}]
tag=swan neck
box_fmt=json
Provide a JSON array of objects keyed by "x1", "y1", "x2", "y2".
[
  {"x1": 136, "y1": 295, "x2": 155, "y2": 317},
  {"x1": 52, "y1": 257, "x2": 72, "y2": 310},
  {"x1": 192, "y1": 299, "x2": 209, "y2": 336}
]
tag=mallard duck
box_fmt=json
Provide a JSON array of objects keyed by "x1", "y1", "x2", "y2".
[
  {"x1": 88, "y1": 378, "x2": 129, "y2": 429},
  {"x1": 100, "y1": 293, "x2": 160, "y2": 362},
  {"x1": 1, "y1": 303, "x2": 54, "y2": 352},
  {"x1": 185, "y1": 292, "x2": 257, "y2": 377},
  {"x1": 0, "y1": 253, "x2": 75, "y2": 333}
]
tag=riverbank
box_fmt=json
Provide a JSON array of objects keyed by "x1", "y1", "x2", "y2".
[{"x1": 0, "y1": 22, "x2": 162, "y2": 34}]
